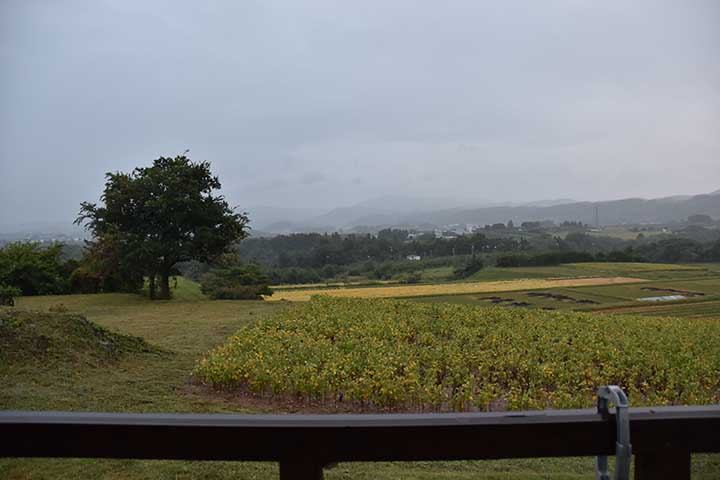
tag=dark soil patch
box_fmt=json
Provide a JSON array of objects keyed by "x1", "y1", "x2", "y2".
[
  {"x1": 477, "y1": 296, "x2": 515, "y2": 303},
  {"x1": 527, "y1": 292, "x2": 598, "y2": 305},
  {"x1": 640, "y1": 287, "x2": 705, "y2": 297},
  {"x1": 509, "y1": 301, "x2": 532, "y2": 307}
]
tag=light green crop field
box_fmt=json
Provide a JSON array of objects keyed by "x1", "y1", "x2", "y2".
[
  {"x1": 2, "y1": 273, "x2": 720, "y2": 479},
  {"x1": 598, "y1": 300, "x2": 720, "y2": 318},
  {"x1": 565, "y1": 262, "x2": 704, "y2": 272}
]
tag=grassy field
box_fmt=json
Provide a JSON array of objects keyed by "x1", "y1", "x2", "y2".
[
  {"x1": 0, "y1": 282, "x2": 610, "y2": 479},
  {"x1": 2, "y1": 272, "x2": 720, "y2": 479}
]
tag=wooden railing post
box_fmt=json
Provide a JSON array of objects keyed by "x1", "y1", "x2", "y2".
[
  {"x1": 634, "y1": 449, "x2": 690, "y2": 480},
  {"x1": 279, "y1": 460, "x2": 324, "y2": 480}
]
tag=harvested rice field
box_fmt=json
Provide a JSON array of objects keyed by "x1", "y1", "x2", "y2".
[{"x1": 265, "y1": 277, "x2": 645, "y2": 302}]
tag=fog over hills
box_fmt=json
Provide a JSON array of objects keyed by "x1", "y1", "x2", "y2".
[
  {"x1": 250, "y1": 190, "x2": 720, "y2": 234},
  {"x1": 2, "y1": 190, "x2": 718, "y2": 239}
]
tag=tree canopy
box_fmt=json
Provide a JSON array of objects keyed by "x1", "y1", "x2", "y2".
[
  {"x1": 77, "y1": 156, "x2": 249, "y2": 299},
  {"x1": 0, "y1": 242, "x2": 69, "y2": 296}
]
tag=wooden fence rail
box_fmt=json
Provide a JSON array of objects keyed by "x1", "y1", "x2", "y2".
[{"x1": 2, "y1": 406, "x2": 719, "y2": 479}]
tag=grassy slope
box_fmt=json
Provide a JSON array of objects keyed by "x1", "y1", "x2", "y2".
[{"x1": 2, "y1": 277, "x2": 719, "y2": 479}]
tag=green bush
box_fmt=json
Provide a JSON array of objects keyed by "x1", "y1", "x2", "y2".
[
  {"x1": 69, "y1": 267, "x2": 102, "y2": 294},
  {"x1": 0, "y1": 284, "x2": 21, "y2": 306},
  {"x1": 75, "y1": 238, "x2": 144, "y2": 294},
  {"x1": 400, "y1": 272, "x2": 422, "y2": 284},
  {"x1": 207, "y1": 285, "x2": 272, "y2": 300},
  {"x1": 200, "y1": 264, "x2": 273, "y2": 300},
  {"x1": 0, "y1": 242, "x2": 70, "y2": 295},
  {"x1": 48, "y1": 303, "x2": 68, "y2": 313},
  {"x1": 453, "y1": 256, "x2": 484, "y2": 278}
]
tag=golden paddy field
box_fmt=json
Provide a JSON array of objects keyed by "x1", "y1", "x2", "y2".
[{"x1": 265, "y1": 276, "x2": 645, "y2": 302}]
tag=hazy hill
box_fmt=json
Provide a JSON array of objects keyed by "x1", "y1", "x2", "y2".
[
  {"x1": 402, "y1": 192, "x2": 720, "y2": 227},
  {"x1": 7, "y1": 192, "x2": 716, "y2": 238},
  {"x1": 253, "y1": 191, "x2": 720, "y2": 233}
]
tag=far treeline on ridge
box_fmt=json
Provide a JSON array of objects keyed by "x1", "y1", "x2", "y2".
[{"x1": 227, "y1": 227, "x2": 720, "y2": 285}]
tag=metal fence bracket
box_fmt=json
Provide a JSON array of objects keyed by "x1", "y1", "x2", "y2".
[{"x1": 596, "y1": 385, "x2": 631, "y2": 480}]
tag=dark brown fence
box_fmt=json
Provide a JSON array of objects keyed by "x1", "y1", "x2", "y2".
[{"x1": 2, "y1": 406, "x2": 719, "y2": 479}]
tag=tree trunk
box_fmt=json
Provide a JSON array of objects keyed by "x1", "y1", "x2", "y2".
[
  {"x1": 158, "y1": 271, "x2": 171, "y2": 299},
  {"x1": 148, "y1": 274, "x2": 156, "y2": 300}
]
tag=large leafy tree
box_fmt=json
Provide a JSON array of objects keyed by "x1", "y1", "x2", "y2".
[{"x1": 77, "y1": 156, "x2": 249, "y2": 299}]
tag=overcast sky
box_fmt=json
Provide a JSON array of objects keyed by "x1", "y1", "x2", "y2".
[{"x1": 1, "y1": 0, "x2": 719, "y2": 228}]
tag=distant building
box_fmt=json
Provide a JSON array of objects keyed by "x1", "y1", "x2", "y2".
[{"x1": 434, "y1": 228, "x2": 461, "y2": 239}]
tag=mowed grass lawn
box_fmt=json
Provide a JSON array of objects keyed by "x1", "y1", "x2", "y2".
[{"x1": 2, "y1": 277, "x2": 719, "y2": 479}]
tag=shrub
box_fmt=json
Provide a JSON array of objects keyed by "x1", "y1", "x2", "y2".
[
  {"x1": 207, "y1": 285, "x2": 272, "y2": 300},
  {"x1": 69, "y1": 267, "x2": 102, "y2": 294},
  {"x1": 76, "y1": 238, "x2": 144, "y2": 294},
  {"x1": 0, "y1": 284, "x2": 21, "y2": 306},
  {"x1": 495, "y1": 254, "x2": 522, "y2": 267},
  {"x1": 48, "y1": 303, "x2": 68, "y2": 313},
  {"x1": 453, "y1": 256, "x2": 484, "y2": 278},
  {"x1": 200, "y1": 264, "x2": 273, "y2": 300},
  {"x1": 0, "y1": 242, "x2": 70, "y2": 295},
  {"x1": 400, "y1": 272, "x2": 422, "y2": 284}
]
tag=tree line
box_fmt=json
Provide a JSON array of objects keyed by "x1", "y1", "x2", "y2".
[
  {"x1": 238, "y1": 230, "x2": 533, "y2": 269},
  {"x1": 236, "y1": 232, "x2": 720, "y2": 284}
]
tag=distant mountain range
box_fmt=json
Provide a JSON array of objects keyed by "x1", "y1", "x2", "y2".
[
  {"x1": 2, "y1": 191, "x2": 718, "y2": 239},
  {"x1": 248, "y1": 191, "x2": 720, "y2": 234}
]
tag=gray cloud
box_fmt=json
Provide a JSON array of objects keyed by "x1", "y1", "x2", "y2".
[
  {"x1": 1, "y1": 0, "x2": 719, "y2": 228},
  {"x1": 300, "y1": 172, "x2": 326, "y2": 185}
]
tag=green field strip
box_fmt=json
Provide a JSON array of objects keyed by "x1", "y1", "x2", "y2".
[
  {"x1": 560, "y1": 286, "x2": 633, "y2": 303},
  {"x1": 587, "y1": 297, "x2": 720, "y2": 317}
]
